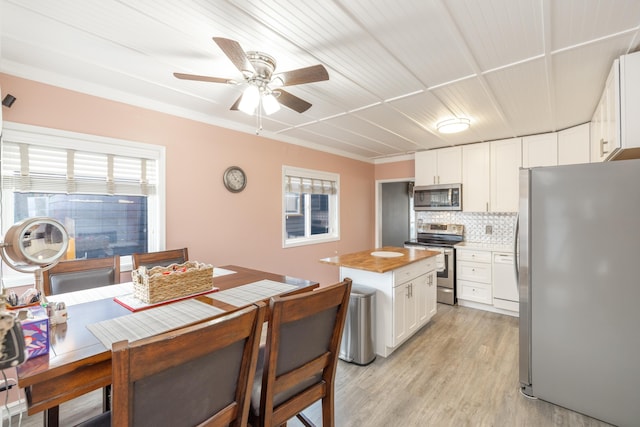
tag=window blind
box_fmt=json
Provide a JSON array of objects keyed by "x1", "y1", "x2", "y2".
[
  {"x1": 1, "y1": 142, "x2": 157, "y2": 196},
  {"x1": 285, "y1": 175, "x2": 336, "y2": 195}
]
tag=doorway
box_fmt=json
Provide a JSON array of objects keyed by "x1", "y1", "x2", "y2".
[{"x1": 380, "y1": 181, "x2": 414, "y2": 247}]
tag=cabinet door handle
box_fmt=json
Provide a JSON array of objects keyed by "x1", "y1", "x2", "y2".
[{"x1": 600, "y1": 138, "x2": 609, "y2": 157}]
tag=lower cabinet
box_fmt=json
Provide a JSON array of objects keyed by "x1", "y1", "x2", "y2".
[
  {"x1": 341, "y1": 257, "x2": 437, "y2": 357},
  {"x1": 456, "y1": 249, "x2": 492, "y2": 304},
  {"x1": 393, "y1": 279, "x2": 417, "y2": 345},
  {"x1": 423, "y1": 271, "x2": 437, "y2": 322},
  {"x1": 456, "y1": 247, "x2": 519, "y2": 317},
  {"x1": 392, "y1": 271, "x2": 436, "y2": 346}
]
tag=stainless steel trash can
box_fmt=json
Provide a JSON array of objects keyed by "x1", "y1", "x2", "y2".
[{"x1": 339, "y1": 284, "x2": 376, "y2": 365}]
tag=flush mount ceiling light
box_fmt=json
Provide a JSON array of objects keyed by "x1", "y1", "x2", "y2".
[{"x1": 437, "y1": 117, "x2": 471, "y2": 134}]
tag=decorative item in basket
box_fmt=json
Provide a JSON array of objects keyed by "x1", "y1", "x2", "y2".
[{"x1": 131, "y1": 261, "x2": 214, "y2": 304}]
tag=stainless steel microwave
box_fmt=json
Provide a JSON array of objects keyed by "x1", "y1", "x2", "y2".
[{"x1": 413, "y1": 184, "x2": 462, "y2": 211}]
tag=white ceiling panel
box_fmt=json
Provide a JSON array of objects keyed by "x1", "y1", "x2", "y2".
[
  {"x1": 338, "y1": 0, "x2": 476, "y2": 88},
  {"x1": 387, "y1": 91, "x2": 454, "y2": 135},
  {"x1": 282, "y1": 127, "x2": 386, "y2": 159},
  {"x1": 431, "y1": 76, "x2": 514, "y2": 140},
  {"x1": 447, "y1": 0, "x2": 544, "y2": 71},
  {"x1": 296, "y1": 121, "x2": 402, "y2": 157},
  {"x1": 550, "y1": 0, "x2": 640, "y2": 51},
  {"x1": 228, "y1": 0, "x2": 426, "y2": 99},
  {"x1": 323, "y1": 114, "x2": 420, "y2": 154},
  {"x1": 483, "y1": 58, "x2": 555, "y2": 136},
  {"x1": 552, "y1": 33, "x2": 636, "y2": 130},
  {"x1": 2, "y1": 0, "x2": 640, "y2": 162},
  {"x1": 354, "y1": 103, "x2": 443, "y2": 150}
]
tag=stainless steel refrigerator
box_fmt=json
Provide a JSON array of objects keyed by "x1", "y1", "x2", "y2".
[{"x1": 519, "y1": 159, "x2": 640, "y2": 427}]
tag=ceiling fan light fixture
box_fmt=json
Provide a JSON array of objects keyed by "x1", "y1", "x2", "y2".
[
  {"x1": 262, "y1": 93, "x2": 281, "y2": 115},
  {"x1": 437, "y1": 117, "x2": 470, "y2": 134},
  {"x1": 238, "y1": 85, "x2": 260, "y2": 115}
]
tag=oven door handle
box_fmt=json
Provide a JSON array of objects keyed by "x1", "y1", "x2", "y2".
[{"x1": 426, "y1": 247, "x2": 447, "y2": 272}]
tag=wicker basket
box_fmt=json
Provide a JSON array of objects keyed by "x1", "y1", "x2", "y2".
[{"x1": 131, "y1": 261, "x2": 214, "y2": 304}]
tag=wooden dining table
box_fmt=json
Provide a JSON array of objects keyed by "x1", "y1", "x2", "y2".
[{"x1": 15, "y1": 265, "x2": 319, "y2": 427}]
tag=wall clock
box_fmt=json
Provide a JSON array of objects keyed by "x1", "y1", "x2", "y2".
[{"x1": 223, "y1": 166, "x2": 247, "y2": 193}]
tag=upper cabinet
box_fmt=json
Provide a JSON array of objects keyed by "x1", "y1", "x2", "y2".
[
  {"x1": 415, "y1": 147, "x2": 462, "y2": 186},
  {"x1": 558, "y1": 123, "x2": 590, "y2": 165},
  {"x1": 462, "y1": 143, "x2": 490, "y2": 212},
  {"x1": 522, "y1": 133, "x2": 558, "y2": 168},
  {"x1": 591, "y1": 52, "x2": 640, "y2": 161},
  {"x1": 490, "y1": 138, "x2": 522, "y2": 213},
  {"x1": 591, "y1": 59, "x2": 620, "y2": 162}
]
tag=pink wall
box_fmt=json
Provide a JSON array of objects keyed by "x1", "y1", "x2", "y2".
[
  {"x1": 374, "y1": 159, "x2": 415, "y2": 181},
  {"x1": 0, "y1": 74, "x2": 378, "y2": 286}
]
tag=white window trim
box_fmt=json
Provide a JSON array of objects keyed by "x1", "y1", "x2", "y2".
[
  {"x1": 282, "y1": 165, "x2": 339, "y2": 248},
  {"x1": 1, "y1": 122, "x2": 166, "y2": 285}
]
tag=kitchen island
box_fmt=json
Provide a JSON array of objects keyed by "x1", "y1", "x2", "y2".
[{"x1": 320, "y1": 246, "x2": 440, "y2": 357}]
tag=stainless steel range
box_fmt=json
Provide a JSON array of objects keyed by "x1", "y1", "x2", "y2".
[{"x1": 404, "y1": 223, "x2": 464, "y2": 305}]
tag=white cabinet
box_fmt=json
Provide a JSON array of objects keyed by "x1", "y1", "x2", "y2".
[
  {"x1": 522, "y1": 133, "x2": 558, "y2": 168},
  {"x1": 456, "y1": 249, "x2": 492, "y2": 305},
  {"x1": 558, "y1": 123, "x2": 590, "y2": 165},
  {"x1": 591, "y1": 52, "x2": 640, "y2": 161},
  {"x1": 490, "y1": 138, "x2": 521, "y2": 212},
  {"x1": 425, "y1": 271, "x2": 437, "y2": 320},
  {"x1": 415, "y1": 147, "x2": 462, "y2": 186},
  {"x1": 462, "y1": 142, "x2": 490, "y2": 212},
  {"x1": 414, "y1": 270, "x2": 438, "y2": 326},
  {"x1": 392, "y1": 273, "x2": 424, "y2": 345},
  {"x1": 414, "y1": 150, "x2": 437, "y2": 185},
  {"x1": 591, "y1": 59, "x2": 619, "y2": 162},
  {"x1": 340, "y1": 256, "x2": 437, "y2": 357}
]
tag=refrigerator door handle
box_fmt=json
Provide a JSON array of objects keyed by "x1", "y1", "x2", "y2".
[
  {"x1": 518, "y1": 168, "x2": 533, "y2": 395},
  {"x1": 513, "y1": 214, "x2": 519, "y2": 283}
]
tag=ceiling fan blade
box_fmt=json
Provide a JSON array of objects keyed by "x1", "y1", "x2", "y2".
[
  {"x1": 273, "y1": 64, "x2": 329, "y2": 87},
  {"x1": 173, "y1": 72, "x2": 234, "y2": 84},
  {"x1": 229, "y1": 94, "x2": 242, "y2": 111},
  {"x1": 213, "y1": 37, "x2": 254, "y2": 74},
  {"x1": 274, "y1": 89, "x2": 312, "y2": 113}
]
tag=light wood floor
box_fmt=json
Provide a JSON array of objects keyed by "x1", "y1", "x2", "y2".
[{"x1": 10, "y1": 304, "x2": 612, "y2": 426}]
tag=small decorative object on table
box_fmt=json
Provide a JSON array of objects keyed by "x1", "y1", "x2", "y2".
[
  {"x1": 131, "y1": 261, "x2": 214, "y2": 304},
  {"x1": 19, "y1": 306, "x2": 50, "y2": 359}
]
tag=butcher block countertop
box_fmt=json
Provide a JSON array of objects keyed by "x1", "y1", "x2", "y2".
[{"x1": 319, "y1": 246, "x2": 440, "y2": 274}]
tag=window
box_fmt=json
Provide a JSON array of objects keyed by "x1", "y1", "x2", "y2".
[
  {"x1": 282, "y1": 166, "x2": 339, "y2": 247},
  {"x1": 1, "y1": 123, "x2": 165, "y2": 281}
]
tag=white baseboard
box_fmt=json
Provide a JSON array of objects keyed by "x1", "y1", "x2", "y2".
[{"x1": 458, "y1": 299, "x2": 519, "y2": 317}]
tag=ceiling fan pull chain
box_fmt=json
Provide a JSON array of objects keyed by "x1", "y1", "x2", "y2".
[{"x1": 256, "y1": 98, "x2": 263, "y2": 135}]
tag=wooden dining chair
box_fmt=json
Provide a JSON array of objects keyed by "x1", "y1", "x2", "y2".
[
  {"x1": 249, "y1": 278, "x2": 352, "y2": 427},
  {"x1": 77, "y1": 302, "x2": 266, "y2": 427},
  {"x1": 42, "y1": 255, "x2": 120, "y2": 296},
  {"x1": 131, "y1": 247, "x2": 189, "y2": 269},
  {"x1": 42, "y1": 255, "x2": 121, "y2": 418}
]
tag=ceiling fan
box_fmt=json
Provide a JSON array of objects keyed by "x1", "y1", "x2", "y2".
[{"x1": 174, "y1": 37, "x2": 329, "y2": 115}]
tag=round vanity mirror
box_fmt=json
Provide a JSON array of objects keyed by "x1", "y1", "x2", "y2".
[{"x1": 2, "y1": 217, "x2": 69, "y2": 269}]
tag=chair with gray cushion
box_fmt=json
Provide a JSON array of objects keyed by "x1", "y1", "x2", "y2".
[
  {"x1": 42, "y1": 255, "x2": 120, "y2": 296},
  {"x1": 42, "y1": 255, "x2": 120, "y2": 419},
  {"x1": 131, "y1": 248, "x2": 188, "y2": 270},
  {"x1": 77, "y1": 302, "x2": 266, "y2": 427},
  {"x1": 250, "y1": 278, "x2": 352, "y2": 427}
]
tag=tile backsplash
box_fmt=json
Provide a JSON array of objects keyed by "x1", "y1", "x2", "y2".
[{"x1": 416, "y1": 211, "x2": 517, "y2": 245}]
